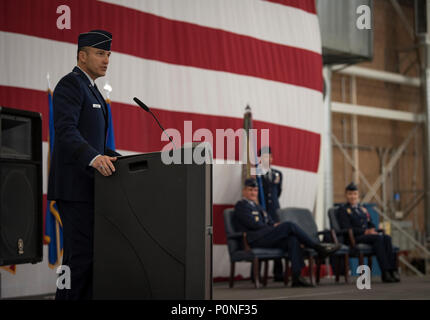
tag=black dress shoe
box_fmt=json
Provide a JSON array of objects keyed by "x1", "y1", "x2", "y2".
[
  {"x1": 274, "y1": 276, "x2": 284, "y2": 282},
  {"x1": 315, "y1": 243, "x2": 341, "y2": 259},
  {"x1": 381, "y1": 271, "x2": 396, "y2": 283},
  {"x1": 390, "y1": 270, "x2": 400, "y2": 282},
  {"x1": 292, "y1": 276, "x2": 315, "y2": 288}
]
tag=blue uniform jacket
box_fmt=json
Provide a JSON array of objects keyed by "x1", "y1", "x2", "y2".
[
  {"x1": 47, "y1": 66, "x2": 119, "y2": 202},
  {"x1": 233, "y1": 199, "x2": 275, "y2": 244},
  {"x1": 337, "y1": 203, "x2": 376, "y2": 237},
  {"x1": 262, "y1": 168, "x2": 282, "y2": 222}
]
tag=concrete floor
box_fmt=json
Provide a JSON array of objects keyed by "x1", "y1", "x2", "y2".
[
  {"x1": 4, "y1": 275, "x2": 430, "y2": 300},
  {"x1": 212, "y1": 275, "x2": 430, "y2": 300}
]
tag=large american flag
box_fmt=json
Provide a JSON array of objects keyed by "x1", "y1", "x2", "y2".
[{"x1": 0, "y1": 0, "x2": 323, "y2": 279}]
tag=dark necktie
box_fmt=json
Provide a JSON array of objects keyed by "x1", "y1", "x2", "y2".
[{"x1": 93, "y1": 84, "x2": 107, "y2": 117}]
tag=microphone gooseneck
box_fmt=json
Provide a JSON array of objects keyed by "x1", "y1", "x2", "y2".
[{"x1": 133, "y1": 97, "x2": 176, "y2": 149}]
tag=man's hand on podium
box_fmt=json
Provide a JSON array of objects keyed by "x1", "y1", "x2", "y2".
[{"x1": 92, "y1": 155, "x2": 117, "y2": 176}]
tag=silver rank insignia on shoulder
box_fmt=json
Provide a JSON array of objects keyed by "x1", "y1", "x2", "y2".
[{"x1": 274, "y1": 172, "x2": 280, "y2": 184}]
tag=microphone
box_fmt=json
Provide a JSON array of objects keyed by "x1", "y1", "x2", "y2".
[
  {"x1": 133, "y1": 97, "x2": 150, "y2": 112},
  {"x1": 133, "y1": 97, "x2": 177, "y2": 149}
]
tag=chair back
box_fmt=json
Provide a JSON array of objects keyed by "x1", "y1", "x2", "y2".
[
  {"x1": 328, "y1": 207, "x2": 341, "y2": 232},
  {"x1": 328, "y1": 206, "x2": 346, "y2": 244},
  {"x1": 223, "y1": 208, "x2": 241, "y2": 256},
  {"x1": 278, "y1": 207, "x2": 319, "y2": 242}
]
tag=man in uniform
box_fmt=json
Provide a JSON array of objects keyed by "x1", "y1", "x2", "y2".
[
  {"x1": 48, "y1": 29, "x2": 121, "y2": 300},
  {"x1": 337, "y1": 182, "x2": 400, "y2": 283},
  {"x1": 233, "y1": 178, "x2": 340, "y2": 287},
  {"x1": 259, "y1": 146, "x2": 283, "y2": 281}
]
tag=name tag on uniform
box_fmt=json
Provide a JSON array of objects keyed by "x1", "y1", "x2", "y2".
[{"x1": 93, "y1": 103, "x2": 101, "y2": 109}]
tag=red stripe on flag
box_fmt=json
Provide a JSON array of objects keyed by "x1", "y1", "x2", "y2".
[
  {"x1": 265, "y1": 0, "x2": 317, "y2": 14},
  {"x1": 0, "y1": 86, "x2": 321, "y2": 172},
  {"x1": 0, "y1": 0, "x2": 322, "y2": 92},
  {"x1": 110, "y1": 101, "x2": 321, "y2": 172},
  {"x1": 213, "y1": 204, "x2": 234, "y2": 245}
]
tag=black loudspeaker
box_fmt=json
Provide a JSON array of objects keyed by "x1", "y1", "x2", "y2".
[{"x1": 0, "y1": 106, "x2": 42, "y2": 266}]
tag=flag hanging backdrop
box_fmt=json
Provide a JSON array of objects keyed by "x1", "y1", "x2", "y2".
[
  {"x1": 0, "y1": 0, "x2": 323, "y2": 279},
  {"x1": 44, "y1": 89, "x2": 63, "y2": 269}
]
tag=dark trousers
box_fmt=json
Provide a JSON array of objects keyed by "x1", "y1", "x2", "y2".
[
  {"x1": 251, "y1": 222, "x2": 318, "y2": 276},
  {"x1": 355, "y1": 234, "x2": 397, "y2": 272},
  {"x1": 56, "y1": 200, "x2": 94, "y2": 300},
  {"x1": 267, "y1": 209, "x2": 283, "y2": 279}
]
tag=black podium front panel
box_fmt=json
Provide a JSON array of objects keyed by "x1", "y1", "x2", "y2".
[{"x1": 93, "y1": 150, "x2": 212, "y2": 299}]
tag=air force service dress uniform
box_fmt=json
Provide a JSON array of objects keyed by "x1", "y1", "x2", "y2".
[
  {"x1": 260, "y1": 147, "x2": 283, "y2": 279},
  {"x1": 262, "y1": 168, "x2": 282, "y2": 223},
  {"x1": 337, "y1": 203, "x2": 397, "y2": 274},
  {"x1": 233, "y1": 190, "x2": 320, "y2": 278},
  {"x1": 47, "y1": 30, "x2": 120, "y2": 300}
]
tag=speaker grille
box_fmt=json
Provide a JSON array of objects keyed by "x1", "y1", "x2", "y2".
[{"x1": 0, "y1": 163, "x2": 38, "y2": 263}]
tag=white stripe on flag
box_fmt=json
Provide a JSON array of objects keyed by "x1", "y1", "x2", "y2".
[
  {"x1": 99, "y1": 0, "x2": 322, "y2": 54},
  {"x1": 0, "y1": 32, "x2": 323, "y2": 135}
]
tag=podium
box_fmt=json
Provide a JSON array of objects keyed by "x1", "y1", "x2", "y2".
[{"x1": 93, "y1": 144, "x2": 213, "y2": 299}]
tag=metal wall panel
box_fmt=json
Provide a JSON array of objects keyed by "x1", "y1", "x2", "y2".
[{"x1": 317, "y1": 0, "x2": 373, "y2": 64}]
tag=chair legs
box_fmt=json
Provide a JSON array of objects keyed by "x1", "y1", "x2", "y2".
[
  {"x1": 284, "y1": 258, "x2": 289, "y2": 286},
  {"x1": 367, "y1": 255, "x2": 373, "y2": 272},
  {"x1": 263, "y1": 260, "x2": 269, "y2": 287},
  {"x1": 335, "y1": 255, "x2": 340, "y2": 283},
  {"x1": 359, "y1": 253, "x2": 364, "y2": 266},
  {"x1": 333, "y1": 254, "x2": 351, "y2": 284},
  {"x1": 308, "y1": 256, "x2": 314, "y2": 285},
  {"x1": 253, "y1": 257, "x2": 260, "y2": 289},
  {"x1": 396, "y1": 251, "x2": 399, "y2": 270},
  {"x1": 344, "y1": 253, "x2": 349, "y2": 283},
  {"x1": 232, "y1": 258, "x2": 295, "y2": 289},
  {"x1": 319, "y1": 254, "x2": 350, "y2": 284},
  {"x1": 229, "y1": 262, "x2": 235, "y2": 288},
  {"x1": 231, "y1": 257, "x2": 341, "y2": 289},
  {"x1": 316, "y1": 258, "x2": 322, "y2": 284}
]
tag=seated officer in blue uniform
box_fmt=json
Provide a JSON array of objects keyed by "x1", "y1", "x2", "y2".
[
  {"x1": 233, "y1": 178, "x2": 340, "y2": 287},
  {"x1": 259, "y1": 146, "x2": 283, "y2": 281},
  {"x1": 337, "y1": 182, "x2": 400, "y2": 283},
  {"x1": 48, "y1": 29, "x2": 121, "y2": 300}
]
